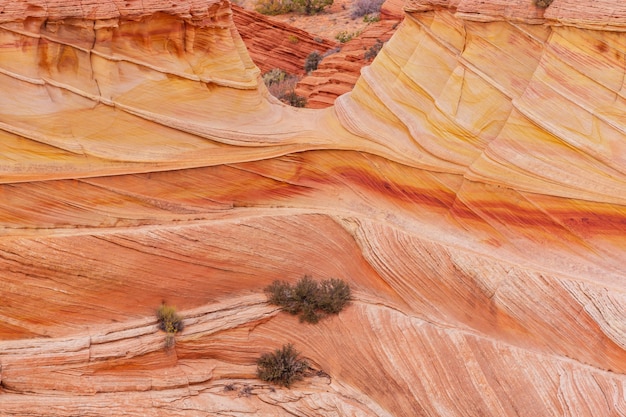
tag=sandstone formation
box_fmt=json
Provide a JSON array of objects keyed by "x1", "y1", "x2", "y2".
[
  {"x1": 232, "y1": 4, "x2": 337, "y2": 75},
  {"x1": 295, "y1": 17, "x2": 402, "y2": 108},
  {"x1": 1, "y1": 0, "x2": 625, "y2": 416},
  {"x1": 294, "y1": 0, "x2": 405, "y2": 108}
]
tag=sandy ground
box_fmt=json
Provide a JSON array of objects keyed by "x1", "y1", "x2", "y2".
[{"x1": 238, "y1": 0, "x2": 376, "y2": 41}]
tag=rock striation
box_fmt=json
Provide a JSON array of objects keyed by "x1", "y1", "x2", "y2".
[
  {"x1": 0, "y1": 0, "x2": 625, "y2": 416},
  {"x1": 232, "y1": 4, "x2": 337, "y2": 76},
  {"x1": 295, "y1": 0, "x2": 404, "y2": 108}
]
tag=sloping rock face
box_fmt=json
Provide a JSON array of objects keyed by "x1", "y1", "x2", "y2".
[
  {"x1": 296, "y1": 18, "x2": 402, "y2": 108},
  {"x1": 232, "y1": 4, "x2": 337, "y2": 75},
  {"x1": 296, "y1": 0, "x2": 404, "y2": 108},
  {"x1": 1, "y1": 0, "x2": 626, "y2": 416}
]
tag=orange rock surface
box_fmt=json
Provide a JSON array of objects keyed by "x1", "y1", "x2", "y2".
[
  {"x1": 294, "y1": 0, "x2": 405, "y2": 108},
  {"x1": 0, "y1": 0, "x2": 625, "y2": 415},
  {"x1": 233, "y1": 4, "x2": 337, "y2": 75}
]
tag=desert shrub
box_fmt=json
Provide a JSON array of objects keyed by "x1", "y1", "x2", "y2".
[
  {"x1": 263, "y1": 68, "x2": 288, "y2": 86},
  {"x1": 350, "y1": 0, "x2": 384, "y2": 18},
  {"x1": 335, "y1": 30, "x2": 354, "y2": 43},
  {"x1": 363, "y1": 13, "x2": 380, "y2": 23},
  {"x1": 264, "y1": 275, "x2": 351, "y2": 323},
  {"x1": 364, "y1": 39, "x2": 384, "y2": 61},
  {"x1": 317, "y1": 278, "x2": 351, "y2": 314},
  {"x1": 157, "y1": 304, "x2": 184, "y2": 334},
  {"x1": 239, "y1": 385, "x2": 253, "y2": 397},
  {"x1": 292, "y1": 0, "x2": 333, "y2": 15},
  {"x1": 156, "y1": 304, "x2": 184, "y2": 348},
  {"x1": 323, "y1": 46, "x2": 342, "y2": 58},
  {"x1": 282, "y1": 91, "x2": 307, "y2": 107},
  {"x1": 257, "y1": 344, "x2": 309, "y2": 387},
  {"x1": 255, "y1": 0, "x2": 294, "y2": 15},
  {"x1": 262, "y1": 69, "x2": 305, "y2": 107},
  {"x1": 304, "y1": 50, "x2": 322, "y2": 73},
  {"x1": 534, "y1": 0, "x2": 553, "y2": 7},
  {"x1": 288, "y1": 34, "x2": 299, "y2": 44}
]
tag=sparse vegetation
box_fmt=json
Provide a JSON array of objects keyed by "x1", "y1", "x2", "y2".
[
  {"x1": 156, "y1": 303, "x2": 184, "y2": 348},
  {"x1": 282, "y1": 91, "x2": 307, "y2": 107},
  {"x1": 263, "y1": 68, "x2": 289, "y2": 86},
  {"x1": 363, "y1": 13, "x2": 380, "y2": 23},
  {"x1": 292, "y1": 0, "x2": 333, "y2": 15},
  {"x1": 364, "y1": 39, "x2": 384, "y2": 61},
  {"x1": 265, "y1": 275, "x2": 351, "y2": 323},
  {"x1": 350, "y1": 0, "x2": 384, "y2": 19},
  {"x1": 257, "y1": 343, "x2": 309, "y2": 387},
  {"x1": 239, "y1": 384, "x2": 253, "y2": 397},
  {"x1": 335, "y1": 30, "x2": 358, "y2": 43},
  {"x1": 323, "y1": 46, "x2": 342, "y2": 58},
  {"x1": 288, "y1": 34, "x2": 299, "y2": 44},
  {"x1": 533, "y1": 0, "x2": 553, "y2": 7},
  {"x1": 304, "y1": 50, "x2": 322, "y2": 73},
  {"x1": 255, "y1": 0, "x2": 294, "y2": 15},
  {"x1": 262, "y1": 69, "x2": 306, "y2": 107}
]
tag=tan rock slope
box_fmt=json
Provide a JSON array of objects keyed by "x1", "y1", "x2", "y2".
[{"x1": 1, "y1": 0, "x2": 625, "y2": 415}]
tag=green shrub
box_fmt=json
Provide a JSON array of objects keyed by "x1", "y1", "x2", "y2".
[
  {"x1": 263, "y1": 68, "x2": 288, "y2": 86},
  {"x1": 335, "y1": 30, "x2": 353, "y2": 43},
  {"x1": 534, "y1": 0, "x2": 553, "y2": 7},
  {"x1": 257, "y1": 343, "x2": 309, "y2": 387},
  {"x1": 363, "y1": 13, "x2": 380, "y2": 23},
  {"x1": 156, "y1": 304, "x2": 184, "y2": 348},
  {"x1": 304, "y1": 50, "x2": 322, "y2": 73},
  {"x1": 292, "y1": 0, "x2": 333, "y2": 15},
  {"x1": 264, "y1": 275, "x2": 351, "y2": 323},
  {"x1": 255, "y1": 0, "x2": 294, "y2": 15}
]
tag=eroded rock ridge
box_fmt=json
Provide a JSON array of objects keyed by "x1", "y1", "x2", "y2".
[{"x1": 0, "y1": 0, "x2": 625, "y2": 415}]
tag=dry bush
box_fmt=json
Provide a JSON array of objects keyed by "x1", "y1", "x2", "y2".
[
  {"x1": 255, "y1": 0, "x2": 294, "y2": 15},
  {"x1": 264, "y1": 275, "x2": 351, "y2": 323},
  {"x1": 257, "y1": 344, "x2": 309, "y2": 387},
  {"x1": 534, "y1": 0, "x2": 553, "y2": 7},
  {"x1": 156, "y1": 304, "x2": 184, "y2": 348},
  {"x1": 304, "y1": 51, "x2": 322, "y2": 73},
  {"x1": 262, "y1": 69, "x2": 306, "y2": 107},
  {"x1": 350, "y1": 0, "x2": 384, "y2": 18}
]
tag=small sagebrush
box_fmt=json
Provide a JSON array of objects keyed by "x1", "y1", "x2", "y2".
[
  {"x1": 157, "y1": 304, "x2": 183, "y2": 348},
  {"x1": 255, "y1": 0, "x2": 293, "y2": 15},
  {"x1": 262, "y1": 69, "x2": 306, "y2": 107},
  {"x1": 364, "y1": 39, "x2": 384, "y2": 61},
  {"x1": 265, "y1": 275, "x2": 351, "y2": 323},
  {"x1": 257, "y1": 343, "x2": 309, "y2": 387},
  {"x1": 304, "y1": 51, "x2": 322, "y2": 73}
]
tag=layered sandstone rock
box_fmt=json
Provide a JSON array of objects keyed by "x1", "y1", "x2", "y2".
[
  {"x1": 295, "y1": 18, "x2": 402, "y2": 108},
  {"x1": 232, "y1": 4, "x2": 337, "y2": 75},
  {"x1": 0, "y1": 0, "x2": 625, "y2": 416},
  {"x1": 296, "y1": 0, "x2": 404, "y2": 108}
]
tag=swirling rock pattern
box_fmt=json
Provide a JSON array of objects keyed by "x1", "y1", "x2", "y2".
[{"x1": 0, "y1": 0, "x2": 625, "y2": 415}]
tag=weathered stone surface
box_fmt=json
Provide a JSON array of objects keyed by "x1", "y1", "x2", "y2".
[
  {"x1": 296, "y1": 0, "x2": 404, "y2": 108},
  {"x1": 232, "y1": 4, "x2": 337, "y2": 75},
  {"x1": 0, "y1": 0, "x2": 625, "y2": 416}
]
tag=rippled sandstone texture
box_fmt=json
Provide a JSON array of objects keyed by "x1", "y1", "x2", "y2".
[{"x1": 1, "y1": 0, "x2": 625, "y2": 416}]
